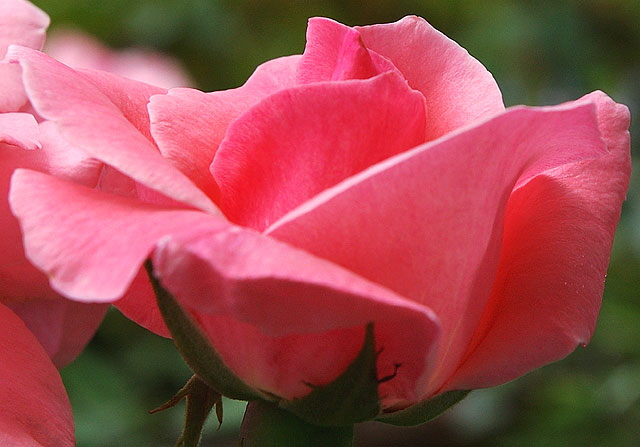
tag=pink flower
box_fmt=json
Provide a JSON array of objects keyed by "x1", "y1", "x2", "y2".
[
  {"x1": 45, "y1": 29, "x2": 192, "y2": 89},
  {"x1": 1, "y1": 0, "x2": 193, "y2": 442},
  {"x1": 8, "y1": 15, "x2": 630, "y2": 417}
]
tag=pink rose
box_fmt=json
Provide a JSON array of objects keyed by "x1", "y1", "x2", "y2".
[
  {"x1": 8, "y1": 15, "x2": 630, "y2": 420},
  {"x1": 1, "y1": 0, "x2": 193, "y2": 443},
  {"x1": 45, "y1": 29, "x2": 193, "y2": 89}
]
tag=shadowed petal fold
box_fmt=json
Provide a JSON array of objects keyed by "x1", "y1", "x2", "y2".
[
  {"x1": 444, "y1": 92, "x2": 631, "y2": 391},
  {"x1": 0, "y1": 303, "x2": 74, "y2": 447}
]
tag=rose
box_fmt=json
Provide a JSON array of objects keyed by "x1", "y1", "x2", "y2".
[
  {"x1": 45, "y1": 29, "x2": 193, "y2": 89},
  {"x1": 1, "y1": 0, "x2": 193, "y2": 444},
  {"x1": 7, "y1": 14, "x2": 630, "y2": 424}
]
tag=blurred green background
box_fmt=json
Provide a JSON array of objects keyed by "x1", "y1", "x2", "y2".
[{"x1": 31, "y1": 0, "x2": 639, "y2": 445}]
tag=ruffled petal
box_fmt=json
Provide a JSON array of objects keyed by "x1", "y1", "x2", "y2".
[
  {"x1": 267, "y1": 100, "x2": 608, "y2": 396},
  {"x1": 0, "y1": 303, "x2": 74, "y2": 447},
  {"x1": 212, "y1": 71, "x2": 426, "y2": 230},
  {"x1": 9, "y1": 169, "x2": 226, "y2": 302},
  {"x1": 148, "y1": 56, "x2": 300, "y2": 202},
  {"x1": 7, "y1": 45, "x2": 218, "y2": 214},
  {"x1": 296, "y1": 18, "x2": 398, "y2": 83},
  {"x1": 357, "y1": 16, "x2": 504, "y2": 140},
  {"x1": 444, "y1": 92, "x2": 631, "y2": 391}
]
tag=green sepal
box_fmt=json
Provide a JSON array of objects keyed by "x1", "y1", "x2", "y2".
[
  {"x1": 150, "y1": 375, "x2": 223, "y2": 447},
  {"x1": 240, "y1": 400, "x2": 354, "y2": 447},
  {"x1": 280, "y1": 322, "x2": 380, "y2": 426},
  {"x1": 145, "y1": 259, "x2": 262, "y2": 402},
  {"x1": 375, "y1": 389, "x2": 470, "y2": 426}
]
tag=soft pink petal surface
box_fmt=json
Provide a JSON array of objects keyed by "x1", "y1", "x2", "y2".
[
  {"x1": 0, "y1": 0, "x2": 48, "y2": 112},
  {"x1": 8, "y1": 46, "x2": 218, "y2": 213},
  {"x1": 0, "y1": 113, "x2": 40, "y2": 150},
  {"x1": 357, "y1": 16, "x2": 504, "y2": 140},
  {"x1": 296, "y1": 18, "x2": 399, "y2": 83},
  {"x1": 9, "y1": 169, "x2": 223, "y2": 302},
  {"x1": 0, "y1": 303, "x2": 74, "y2": 447},
  {"x1": 0, "y1": 0, "x2": 48, "y2": 53},
  {"x1": 148, "y1": 56, "x2": 300, "y2": 202},
  {"x1": 213, "y1": 71, "x2": 426, "y2": 230},
  {"x1": 445, "y1": 91, "x2": 631, "y2": 391},
  {"x1": 268, "y1": 100, "x2": 608, "y2": 396}
]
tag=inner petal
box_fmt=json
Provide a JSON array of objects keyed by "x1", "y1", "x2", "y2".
[{"x1": 211, "y1": 71, "x2": 427, "y2": 231}]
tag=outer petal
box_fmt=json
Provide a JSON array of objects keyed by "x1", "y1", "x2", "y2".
[
  {"x1": 2, "y1": 120, "x2": 100, "y2": 300},
  {"x1": 9, "y1": 169, "x2": 225, "y2": 302},
  {"x1": 7, "y1": 299, "x2": 108, "y2": 368},
  {"x1": 0, "y1": 303, "x2": 74, "y2": 447},
  {"x1": 444, "y1": 92, "x2": 631, "y2": 391},
  {"x1": 212, "y1": 71, "x2": 426, "y2": 231},
  {"x1": 356, "y1": 16, "x2": 505, "y2": 140},
  {"x1": 152, "y1": 222, "x2": 440, "y2": 406},
  {"x1": 267, "y1": 101, "x2": 608, "y2": 397},
  {"x1": 1, "y1": 117, "x2": 106, "y2": 367},
  {"x1": 148, "y1": 56, "x2": 300, "y2": 202},
  {"x1": 6, "y1": 45, "x2": 218, "y2": 214},
  {"x1": 0, "y1": 0, "x2": 49, "y2": 112}
]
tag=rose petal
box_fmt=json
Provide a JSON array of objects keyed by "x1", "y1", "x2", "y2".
[
  {"x1": 0, "y1": 0, "x2": 48, "y2": 55},
  {"x1": 0, "y1": 112, "x2": 40, "y2": 150},
  {"x1": 0, "y1": 0, "x2": 49, "y2": 112},
  {"x1": 0, "y1": 303, "x2": 74, "y2": 447},
  {"x1": 444, "y1": 91, "x2": 631, "y2": 391},
  {"x1": 1, "y1": 137, "x2": 47, "y2": 302},
  {"x1": 1, "y1": 120, "x2": 100, "y2": 304},
  {"x1": 76, "y1": 67, "x2": 166, "y2": 141},
  {"x1": 152, "y1": 221, "x2": 440, "y2": 406},
  {"x1": 7, "y1": 45, "x2": 219, "y2": 213},
  {"x1": 9, "y1": 169, "x2": 226, "y2": 302},
  {"x1": 212, "y1": 71, "x2": 426, "y2": 230},
  {"x1": 357, "y1": 16, "x2": 505, "y2": 140},
  {"x1": 148, "y1": 56, "x2": 300, "y2": 203},
  {"x1": 267, "y1": 100, "x2": 608, "y2": 396},
  {"x1": 7, "y1": 299, "x2": 108, "y2": 368},
  {"x1": 296, "y1": 18, "x2": 399, "y2": 83}
]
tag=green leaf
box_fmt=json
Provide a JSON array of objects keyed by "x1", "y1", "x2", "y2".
[
  {"x1": 375, "y1": 389, "x2": 471, "y2": 426},
  {"x1": 145, "y1": 259, "x2": 262, "y2": 401},
  {"x1": 280, "y1": 322, "x2": 380, "y2": 426}
]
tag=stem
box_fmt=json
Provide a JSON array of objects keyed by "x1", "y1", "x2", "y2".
[{"x1": 239, "y1": 400, "x2": 354, "y2": 447}]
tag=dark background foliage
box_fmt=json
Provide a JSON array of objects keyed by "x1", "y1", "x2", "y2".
[{"x1": 31, "y1": 1, "x2": 639, "y2": 445}]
